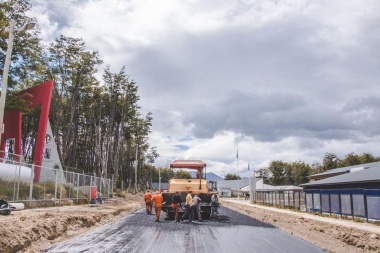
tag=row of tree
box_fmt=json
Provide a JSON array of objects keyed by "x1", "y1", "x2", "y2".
[
  {"x1": 230, "y1": 152, "x2": 380, "y2": 186},
  {"x1": 0, "y1": 0, "x2": 159, "y2": 190}
]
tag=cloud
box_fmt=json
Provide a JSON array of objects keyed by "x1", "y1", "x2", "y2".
[{"x1": 28, "y1": 0, "x2": 380, "y2": 177}]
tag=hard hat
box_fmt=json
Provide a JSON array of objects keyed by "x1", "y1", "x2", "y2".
[{"x1": 188, "y1": 190, "x2": 193, "y2": 193}]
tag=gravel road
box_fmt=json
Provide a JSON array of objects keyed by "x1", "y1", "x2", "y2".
[{"x1": 43, "y1": 206, "x2": 327, "y2": 253}]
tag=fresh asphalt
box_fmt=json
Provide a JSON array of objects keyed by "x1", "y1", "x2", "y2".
[{"x1": 43, "y1": 206, "x2": 327, "y2": 253}]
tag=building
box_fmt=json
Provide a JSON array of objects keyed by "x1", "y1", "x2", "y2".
[
  {"x1": 301, "y1": 162, "x2": 380, "y2": 190},
  {"x1": 216, "y1": 179, "x2": 249, "y2": 197}
]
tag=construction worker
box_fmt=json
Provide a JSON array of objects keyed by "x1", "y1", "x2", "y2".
[
  {"x1": 172, "y1": 191, "x2": 182, "y2": 222},
  {"x1": 210, "y1": 192, "x2": 220, "y2": 221},
  {"x1": 192, "y1": 194, "x2": 202, "y2": 221},
  {"x1": 144, "y1": 189, "x2": 152, "y2": 215},
  {"x1": 180, "y1": 190, "x2": 193, "y2": 223},
  {"x1": 151, "y1": 191, "x2": 163, "y2": 222}
]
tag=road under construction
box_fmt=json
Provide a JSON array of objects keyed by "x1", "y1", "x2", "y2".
[{"x1": 44, "y1": 206, "x2": 325, "y2": 253}]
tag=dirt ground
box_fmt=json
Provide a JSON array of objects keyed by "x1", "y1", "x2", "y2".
[
  {"x1": 0, "y1": 193, "x2": 145, "y2": 253},
  {"x1": 222, "y1": 199, "x2": 380, "y2": 253},
  {"x1": 1, "y1": 195, "x2": 380, "y2": 253}
]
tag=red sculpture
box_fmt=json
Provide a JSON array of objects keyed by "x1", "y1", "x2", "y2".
[{"x1": 0, "y1": 80, "x2": 54, "y2": 182}]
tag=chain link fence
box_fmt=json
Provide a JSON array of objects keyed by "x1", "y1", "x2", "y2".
[{"x1": 0, "y1": 151, "x2": 113, "y2": 208}]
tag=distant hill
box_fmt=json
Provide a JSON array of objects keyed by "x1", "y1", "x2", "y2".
[
  {"x1": 189, "y1": 171, "x2": 224, "y2": 181},
  {"x1": 206, "y1": 172, "x2": 224, "y2": 181}
]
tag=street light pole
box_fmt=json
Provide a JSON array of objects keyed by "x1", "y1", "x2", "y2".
[
  {"x1": 0, "y1": 20, "x2": 15, "y2": 147},
  {"x1": 0, "y1": 21, "x2": 36, "y2": 147}
]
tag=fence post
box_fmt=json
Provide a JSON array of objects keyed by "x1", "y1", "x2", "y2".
[
  {"x1": 364, "y1": 190, "x2": 368, "y2": 222},
  {"x1": 90, "y1": 176, "x2": 93, "y2": 202},
  {"x1": 29, "y1": 164, "x2": 34, "y2": 208},
  {"x1": 111, "y1": 174, "x2": 114, "y2": 197},
  {"x1": 350, "y1": 190, "x2": 354, "y2": 219},
  {"x1": 54, "y1": 168, "x2": 58, "y2": 202},
  {"x1": 76, "y1": 173, "x2": 80, "y2": 204},
  {"x1": 108, "y1": 178, "x2": 111, "y2": 198},
  {"x1": 60, "y1": 171, "x2": 63, "y2": 204},
  {"x1": 338, "y1": 191, "x2": 342, "y2": 218},
  {"x1": 16, "y1": 163, "x2": 21, "y2": 201}
]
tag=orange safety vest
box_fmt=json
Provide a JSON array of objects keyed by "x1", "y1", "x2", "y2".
[
  {"x1": 144, "y1": 192, "x2": 152, "y2": 203},
  {"x1": 152, "y1": 194, "x2": 163, "y2": 208}
]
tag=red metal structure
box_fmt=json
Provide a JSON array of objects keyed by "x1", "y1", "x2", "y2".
[{"x1": 0, "y1": 80, "x2": 54, "y2": 182}]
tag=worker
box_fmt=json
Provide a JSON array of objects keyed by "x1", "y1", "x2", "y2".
[
  {"x1": 151, "y1": 191, "x2": 164, "y2": 222},
  {"x1": 144, "y1": 189, "x2": 152, "y2": 215},
  {"x1": 180, "y1": 190, "x2": 193, "y2": 223},
  {"x1": 210, "y1": 192, "x2": 220, "y2": 221},
  {"x1": 171, "y1": 191, "x2": 182, "y2": 222},
  {"x1": 192, "y1": 194, "x2": 202, "y2": 221},
  {"x1": 196, "y1": 169, "x2": 203, "y2": 179}
]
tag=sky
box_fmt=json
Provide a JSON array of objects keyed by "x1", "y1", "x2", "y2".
[{"x1": 28, "y1": 0, "x2": 380, "y2": 178}]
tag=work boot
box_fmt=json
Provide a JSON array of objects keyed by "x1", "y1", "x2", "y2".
[{"x1": 180, "y1": 220, "x2": 183, "y2": 223}]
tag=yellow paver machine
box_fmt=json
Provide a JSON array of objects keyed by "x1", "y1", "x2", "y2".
[{"x1": 161, "y1": 159, "x2": 217, "y2": 220}]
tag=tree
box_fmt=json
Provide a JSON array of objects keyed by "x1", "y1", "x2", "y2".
[
  {"x1": 254, "y1": 167, "x2": 270, "y2": 184},
  {"x1": 1, "y1": 1, "x2": 161, "y2": 193},
  {"x1": 268, "y1": 160, "x2": 287, "y2": 185},
  {"x1": 0, "y1": 0, "x2": 44, "y2": 90},
  {"x1": 288, "y1": 161, "x2": 311, "y2": 185},
  {"x1": 322, "y1": 153, "x2": 340, "y2": 171},
  {"x1": 224, "y1": 173, "x2": 241, "y2": 180},
  {"x1": 174, "y1": 171, "x2": 192, "y2": 179}
]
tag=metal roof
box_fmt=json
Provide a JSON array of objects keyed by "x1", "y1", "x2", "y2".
[
  {"x1": 309, "y1": 161, "x2": 380, "y2": 178},
  {"x1": 300, "y1": 166, "x2": 380, "y2": 187},
  {"x1": 216, "y1": 179, "x2": 249, "y2": 190}
]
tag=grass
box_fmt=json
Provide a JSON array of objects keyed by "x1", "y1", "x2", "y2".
[{"x1": 0, "y1": 178, "x2": 86, "y2": 203}]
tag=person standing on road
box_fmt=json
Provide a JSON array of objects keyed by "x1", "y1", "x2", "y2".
[
  {"x1": 210, "y1": 192, "x2": 220, "y2": 220},
  {"x1": 144, "y1": 190, "x2": 152, "y2": 215},
  {"x1": 191, "y1": 194, "x2": 202, "y2": 221},
  {"x1": 151, "y1": 191, "x2": 163, "y2": 222},
  {"x1": 180, "y1": 190, "x2": 193, "y2": 223},
  {"x1": 172, "y1": 191, "x2": 182, "y2": 222}
]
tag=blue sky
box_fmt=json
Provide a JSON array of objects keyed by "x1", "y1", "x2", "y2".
[{"x1": 29, "y1": 0, "x2": 380, "y2": 177}]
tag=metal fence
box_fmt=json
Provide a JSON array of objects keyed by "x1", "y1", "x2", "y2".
[
  {"x1": 0, "y1": 152, "x2": 114, "y2": 208},
  {"x1": 253, "y1": 189, "x2": 380, "y2": 221},
  {"x1": 253, "y1": 190, "x2": 306, "y2": 211}
]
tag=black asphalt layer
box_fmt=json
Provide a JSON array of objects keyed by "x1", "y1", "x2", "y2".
[{"x1": 43, "y1": 206, "x2": 327, "y2": 253}]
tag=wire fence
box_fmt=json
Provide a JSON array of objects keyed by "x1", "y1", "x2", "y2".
[
  {"x1": 0, "y1": 152, "x2": 113, "y2": 208},
  {"x1": 252, "y1": 189, "x2": 380, "y2": 222}
]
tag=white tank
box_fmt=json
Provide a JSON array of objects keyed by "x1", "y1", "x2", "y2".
[{"x1": 0, "y1": 163, "x2": 32, "y2": 183}]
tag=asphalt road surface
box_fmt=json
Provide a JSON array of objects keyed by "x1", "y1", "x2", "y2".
[{"x1": 43, "y1": 206, "x2": 327, "y2": 253}]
